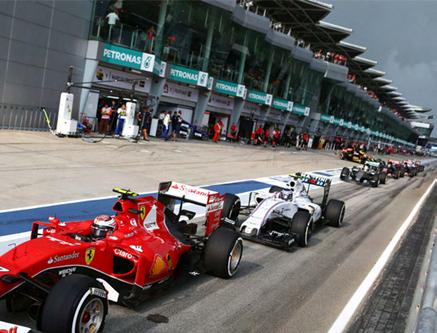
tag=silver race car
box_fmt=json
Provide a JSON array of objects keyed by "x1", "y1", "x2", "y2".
[{"x1": 238, "y1": 173, "x2": 345, "y2": 250}]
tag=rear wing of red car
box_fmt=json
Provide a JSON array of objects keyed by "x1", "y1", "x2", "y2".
[
  {"x1": 158, "y1": 181, "x2": 224, "y2": 237},
  {"x1": 158, "y1": 181, "x2": 220, "y2": 206}
]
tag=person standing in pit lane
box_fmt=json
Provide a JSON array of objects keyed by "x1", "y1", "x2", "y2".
[
  {"x1": 141, "y1": 107, "x2": 152, "y2": 141},
  {"x1": 162, "y1": 111, "x2": 171, "y2": 140},
  {"x1": 114, "y1": 104, "x2": 127, "y2": 137},
  {"x1": 264, "y1": 127, "x2": 270, "y2": 147},
  {"x1": 170, "y1": 111, "x2": 179, "y2": 142},
  {"x1": 109, "y1": 100, "x2": 118, "y2": 134},
  {"x1": 212, "y1": 119, "x2": 222, "y2": 143},
  {"x1": 99, "y1": 103, "x2": 112, "y2": 134}
]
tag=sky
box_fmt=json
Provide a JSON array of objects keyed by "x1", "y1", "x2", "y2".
[{"x1": 326, "y1": 0, "x2": 437, "y2": 137}]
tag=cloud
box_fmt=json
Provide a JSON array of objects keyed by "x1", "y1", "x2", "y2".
[{"x1": 327, "y1": 0, "x2": 437, "y2": 136}]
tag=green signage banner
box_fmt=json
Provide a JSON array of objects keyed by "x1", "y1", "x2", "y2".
[
  {"x1": 169, "y1": 64, "x2": 208, "y2": 87},
  {"x1": 214, "y1": 80, "x2": 246, "y2": 98},
  {"x1": 292, "y1": 103, "x2": 310, "y2": 116},
  {"x1": 272, "y1": 98, "x2": 293, "y2": 112},
  {"x1": 320, "y1": 114, "x2": 331, "y2": 123},
  {"x1": 247, "y1": 90, "x2": 272, "y2": 106},
  {"x1": 153, "y1": 58, "x2": 167, "y2": 78},
  {"x1": 102, "y1": 43, "x2": 155, "y2": 72}
]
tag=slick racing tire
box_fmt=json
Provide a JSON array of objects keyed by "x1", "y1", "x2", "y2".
[
  {"x1": 38, "y1": 274, "x2": 108, "y2": 333},
  {"x1": 205, "y1": 227, "x2": 243, "y2": 279},
  {"x1": 371, "y1": 177, "x2": 379, "y2": 187},
  {"x1": 222, "y1": 193, "x2": 241, "y2": 225},
  {"x1": 291, "y1": 211, "x2": 312, "y2": 247},
  {"x1": 340, "y1": 167, "x2": 350, "y2": 181},
  {"x1": 325, "y1": 199, "x2": 346, "y2": 228},
  {"x1": 379, "y1": 173, "x2": 387, "y2": 184},
  {"x1": 269, "y1": 185, "x2": 285, "y2": 193}
]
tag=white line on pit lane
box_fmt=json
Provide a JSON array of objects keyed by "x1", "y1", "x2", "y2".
[{"x1": 327, "y1": 178, "x2": 436, "y2": 333}]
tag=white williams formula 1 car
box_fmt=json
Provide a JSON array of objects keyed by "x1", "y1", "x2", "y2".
[{"x1": 238, "y1": 173, "x2": 345, "y2": 250}]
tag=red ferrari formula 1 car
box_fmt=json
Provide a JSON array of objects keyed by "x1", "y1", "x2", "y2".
[{"x1": 0, "y1": 184, "x2": 243, "y2": 333}]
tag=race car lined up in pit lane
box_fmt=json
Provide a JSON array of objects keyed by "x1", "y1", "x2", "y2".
[
  {"x1": 386, "y1": 160, "x2": 405, "y2": 179},
  {"x1": 340, "y1": 147, "x2": 372, "y2": 164},
  {"x1": 414, "y1": 160, "x2": 425, "y2": 173},
  {"x1": 237, "y1": 173, "x2": 345, "y2": 250},
  {"x1": 402, "y1": 160, "x2": 418, "y2": 177},
  {"x1": 0, "y1": 184, "x2": 243, "y2": 333},
  {"x1": 340, "y1": 161, "x2": 387, "y2": 187}
]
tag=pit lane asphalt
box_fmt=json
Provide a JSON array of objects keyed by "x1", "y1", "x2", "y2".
[{"x1": 1, "y1": 168, "x2": 435, "y2": 333}]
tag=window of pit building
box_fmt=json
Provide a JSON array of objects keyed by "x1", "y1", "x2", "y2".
[
  {"x1": 287, "y1": 64, "x2": 323, "y2": 107},
  {"x1": 90, "y1": 0, "x2": 161, "y2": 53},
  {"x1": 160, "y1": 1, "x2": 212, "y2": 70}
]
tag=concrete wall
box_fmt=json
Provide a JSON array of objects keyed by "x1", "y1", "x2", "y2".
[{"x1": 0, "y1": 0, "x2": 92, "y2": 116}]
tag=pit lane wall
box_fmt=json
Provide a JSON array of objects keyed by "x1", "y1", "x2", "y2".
[{"x1": 415, "y1": 216, "x2": 437, "y2": 333}]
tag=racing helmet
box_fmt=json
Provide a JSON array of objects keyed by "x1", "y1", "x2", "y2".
[
  {"x1": 288, "y1": 172, "x2": 302, "y2": 189},
  {"x1": 91, "y1": 215, "x2": 116, "y2": 239}
]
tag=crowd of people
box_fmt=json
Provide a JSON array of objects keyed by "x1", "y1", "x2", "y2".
[
  {"x1": 314, "y1": 50, "x2": 348, "y2": 66},
  {"x1": 95, "y1": 99, "x2": 152, "y2": 141},
  {"x1": 89, "y1": 102, "x2": 417, "y2": 156}
]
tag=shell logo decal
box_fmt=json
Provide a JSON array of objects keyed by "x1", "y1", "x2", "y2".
[{"x1": 150, "y1": 255, "x2": 167, "y2": 276}]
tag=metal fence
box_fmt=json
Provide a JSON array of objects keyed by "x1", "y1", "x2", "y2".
[{"x1": 0, "y1": 104, "x2": 57, "y2": 131}]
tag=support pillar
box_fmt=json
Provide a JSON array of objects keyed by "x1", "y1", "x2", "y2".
[
  {"x1": 202, "y1": 10, "x2": 215, "y2": 72},
  {"x1": 79, "y1": 41, "x2": 99, "y2": 119},
  {"x1": 229, "y1": 98, "x2": 244, "y2": 132},
  {"x1": 237, "y1": 31, "x2": 248, "y2": 84},
  {"x1": 262, "y1": 48, "x2": 275, "y2": 92},
  {"x1": 192, "y1": 89, "x2": 212, "y2": 128},
  {"x1": 282, "y1": 64, "x2": 292, "y2": 100},
  {"x1": 149, "y1": 77, "x2": 166, "y2": 117},
  {"x1": 154, "y1": 0, "x2": 169, "y2": 58}
]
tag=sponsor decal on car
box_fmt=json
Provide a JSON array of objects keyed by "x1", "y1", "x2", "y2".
[
  {"x1": 58, "y1": 267, "x2": 77, "y2": 277},
  {"x1": 0, "y1": 321, "x2": 31, "y2": 333},
  {"x1": 0, "y1": 266, "x2": 9, "y2": 273},
  {"x1": 150, "y1": 255, "x2": 167, "y2": 276},
  {"x1": 85, "y1": 247, "x2": 96, "y2": 265},
  {"x1": 130, "y1": 245, "x2": 143, "y2": 253},
  {"x1": 47, "y1": 252, "x2": 80, "y2": 265},
  {"x1": 139, "y1": 205, "x2": 147, "y2": 221},
  {"x1": 130, "y1": 218, "x2": 137, "y2": 227},
  {"x1": 114, "y1": 248, "x2": 134, "y2": 260},
  {"x1": 90, "y1": 287, "x2": 107, "y2": 299}
]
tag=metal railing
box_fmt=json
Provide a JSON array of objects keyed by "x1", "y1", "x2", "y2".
[{"x1": 0, "y1": 104, "x2": 57, "y2": 131}]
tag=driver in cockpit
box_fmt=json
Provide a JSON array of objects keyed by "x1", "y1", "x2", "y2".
[
  {"x1": 277, "y1": 173, "x2": 307, "y2": 200},
  {"x1": 71, "y1": 215, "x2": 117, "y2": 242}
]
